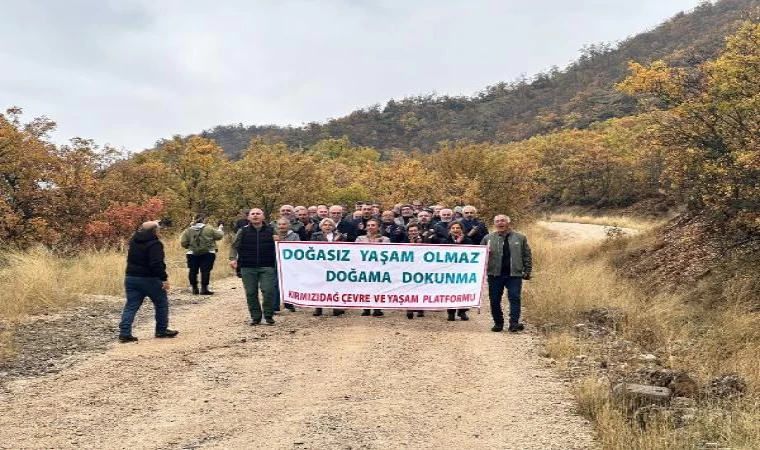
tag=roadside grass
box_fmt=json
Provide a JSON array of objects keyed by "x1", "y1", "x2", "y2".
[
  {"x1": 525, "y1": 224, "x2": 759, "y2": 449},
  {"x1": 540, "y1": 212, "x2": 662, "y2": 231},
  {"x1": 0, "y1": 234, "x2": 233, "y2": 356}
]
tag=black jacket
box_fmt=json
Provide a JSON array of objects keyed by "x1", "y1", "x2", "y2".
[
  {"x1": 418, "y1": 222, "x2": 439, "y2": 244},
  {"x1": 231, "y1": 224, "x2": 276, "y2": 268},
  {"x1": 442, "y1": 234, "x2": 474, "y2": 245},
  {"x1": 380, "y1": 221, "x2": 406, "y2": 243},
  {"x1": 461, "y1": 218, "x2": 488, "y2": 244},
  {"x1": 125, "y1": 229, "x2": 168, "y2": 281},
  {"x1": 434, "y1": 221, "x2": 452, "y2": 242},
  {"x1": 335, "y1": 220, "x2": 358, "y2": 242}
]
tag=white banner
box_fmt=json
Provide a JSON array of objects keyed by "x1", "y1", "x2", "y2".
[{"x1": 276, "y1": 242, "x2": 487, "y2": 309}]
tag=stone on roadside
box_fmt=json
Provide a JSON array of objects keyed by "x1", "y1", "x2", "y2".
[
  {"x1": 612, "y1": 382, "x2": 672, "y2": 410},
  {"x1": 580, "y1": 307, "x2": 626, "y2": 331},
  {"x1": 670, "y1": 396, "x2": 696, "y2": 408},
  {"x1": 668, "y1": 372, "x2": 699, "y2": 398},
  {"x1": 642, "y1": 368, "x2": 675, "y2": 386},
  {"x1": 704, "y1": 373, "x2": 747, "y2": 400},
  {"x1": 633, "y1": 404, "x2": 671, "y2": 429}
]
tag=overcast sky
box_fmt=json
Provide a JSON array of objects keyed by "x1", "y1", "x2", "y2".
[{"x1": 1, "y1": 0, "x2": 703, "y2": 151}]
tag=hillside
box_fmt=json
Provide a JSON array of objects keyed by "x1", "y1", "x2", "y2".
[{"x1": 195, "y1": 0, "x2": 760, "y2": 157}]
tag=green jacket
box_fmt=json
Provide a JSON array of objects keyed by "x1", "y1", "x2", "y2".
[
  {"x1": 480, "y1": 230, "x2": 532, "y2": 277},
  {"x1": 180, "y1": 223, "x2": 224, "y2": 254}
]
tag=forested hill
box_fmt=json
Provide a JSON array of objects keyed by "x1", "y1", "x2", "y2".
[{"x1": 196, "y1": 0, "x2": 758, "y2": 157}]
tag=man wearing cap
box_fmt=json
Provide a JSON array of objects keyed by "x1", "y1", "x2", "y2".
[{"x1": 118, "y1": 221, "x2": 178, "y2": 342}]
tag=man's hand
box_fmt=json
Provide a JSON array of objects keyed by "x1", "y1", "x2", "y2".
[
  {"x1": 229, "y1": 260, "x2": 238, "y2": 270},
  {"x1": 522, "y1": 273, "x2": 531, "y2": 281},
  {"x1": 162, "y1": 281, "x2": 170, "y2": 291},
  {"x1": 273, "y1": 235, "x2": 281, "y2": 241}
]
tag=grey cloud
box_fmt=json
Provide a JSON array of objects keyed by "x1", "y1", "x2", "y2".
[{"x1": 0, "y1": 0, "x2": 703, "y2": 150}]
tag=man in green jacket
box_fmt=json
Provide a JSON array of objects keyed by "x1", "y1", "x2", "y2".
[
  {"x1": 480, "y1": 215, "x2": 532, "y2": 332},
  {"x1": 180, "y1": 214, "x2": 224, "y2": 295}
]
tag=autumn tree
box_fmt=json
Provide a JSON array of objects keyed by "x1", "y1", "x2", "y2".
[
  {"x1": 151, "y1": 136, "x2": 227, "y2": 222},
  {"x1": 618, "y1": 21, "x2": 760, "y2": 230},
  {"x1": 0, "y1": 108, "x2": 60, "y2": 247},
  {"x1": 225, "y1": 138, "x2": 328, "y2": 219}
]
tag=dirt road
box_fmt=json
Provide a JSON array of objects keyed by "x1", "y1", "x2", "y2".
[
  {"x1": 0, "y1": 224, "x2": 602, "y2": 450},
  {"x1": 536, "y1": 221, "x2": 638, "y2": 243}
]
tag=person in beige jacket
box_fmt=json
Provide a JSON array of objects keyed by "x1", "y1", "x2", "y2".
[{"x1": 180, "y1": 214, "x2": 224, "y2": 295}]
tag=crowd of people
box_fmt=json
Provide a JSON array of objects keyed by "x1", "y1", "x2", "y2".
[{"x1": 117, "y1": 201, "x2": 532, "y2": 343}]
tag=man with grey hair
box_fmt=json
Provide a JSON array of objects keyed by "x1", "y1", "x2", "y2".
[
  {"x1": 119, "y1": 221, "x2": 178, "y2": 342},
  {"x1": 461, "y1": 205, "x2": 488, "y2": 244},
  {"x1": 312, "y1": 204, "x2": 330, "y2": 228},
  {"x1": 330, "y1": 205, "x2": 358, "y2": 242},
  {"x1": 481, "y1": 215, "x2": 532, "y2": 332},
  {"x1": 271, "y1": 204, "x2": 304, "y2": 235},
  {"x1": 434, "y1": 208, "x2": 454, "y2": 242}
]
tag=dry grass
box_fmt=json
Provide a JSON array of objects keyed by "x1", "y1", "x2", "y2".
[
  {"x1": 0, "y1": 235, "x2": 232, "y2": 320},
  {"x1": 0, "y1": 234, "x2": 233, "y2": 354},
  {"x1": 541, "y1": 212, "x2": 662, "y2": 231},
  {"x1": 526, "y1": 223, "x2": 760, "y2": 449}
]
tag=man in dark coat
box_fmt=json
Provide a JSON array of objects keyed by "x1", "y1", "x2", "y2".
[
  {"x1": 416, "y1": 210, "x2": 439, "y2": 243},
  {"x1": 118, "y1": 221, "x2": 178, "y2": 342},
  {"x1": 380, "y1": 210, "x2": 406, "y2": 243},
  {"x1": 230, "y1": 208, "x2": 278, "y2": 325},
  {"x1": 330, "y1": 205, "x2": 358, "y2": 242},
  {"x1": 461, "y1": 205, "x2": 489, "y2": 244}
]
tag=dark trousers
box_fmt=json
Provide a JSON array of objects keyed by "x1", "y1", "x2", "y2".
[
  {"x1": 119, "y1": 276, "x2": 169, "y2": 336},
  {"x1": 488, "y1": 275, "x2": 523, "y2": 325},
  {"x1": 186, "y1": 253, "x2": 216, "y2": 287},
  {"x1": 241, "y1": 267, "x2": 275, "y2": 320}
]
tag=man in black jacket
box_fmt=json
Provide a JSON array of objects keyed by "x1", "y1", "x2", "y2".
[
  {"x1": 229, "y1": 208, "x2": 277, "y2": 325},
  {"x1": 380, "y1": 210, "x2": 406, "y2": 243},
  {"x1": 416, "y1": 210, "x2": 438, "y2": 243},
  {"x1": 329, "y1": 205, "x2": 358, "y2": 242},
  {"x1": 118, "y1": 221, "x2": 178, "y2": 343},
  {"x1": 461, "y1": 205, "x2": 489, "y2": 244}
]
